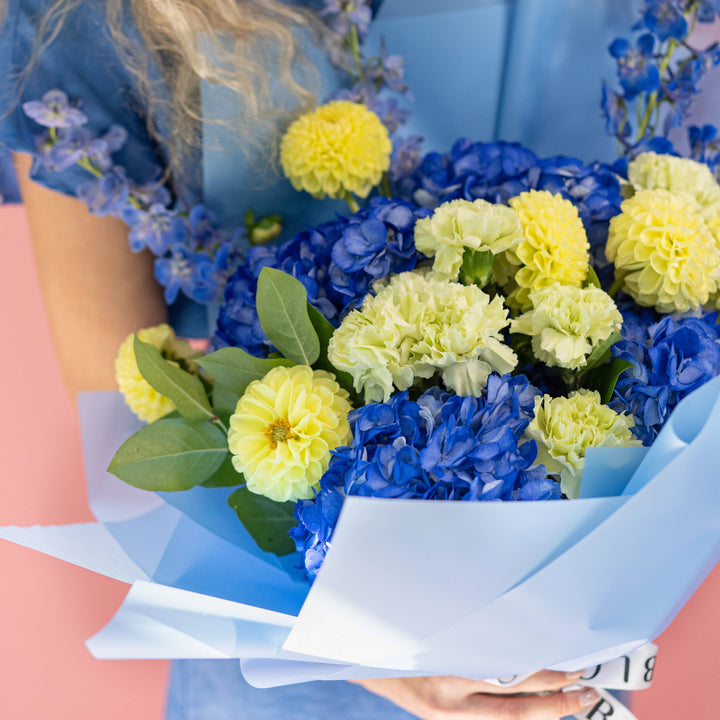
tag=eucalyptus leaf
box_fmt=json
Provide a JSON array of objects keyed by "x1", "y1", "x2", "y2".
[
  {"x1": 108, "y1": 419, "x2": 228, "y2": 491},
  {"x1": 306, "y1": 303, "x2": 356, "y2": 397},
  {"x1": 197, "y1": 347, "x2": 294, "y2": 397},
  {"x1": 583, "y1": 331, "x2": 622, "y2": 372},
  {"x1": 228, "y1": 486, "x2": 297, "y2": 555},
  {"x1": 201, "y1": 453, "x2": 244, "y2": 488},
  {"x1": 211, "y1": 381, "x2": 241, "y2": 416},
  {"x1": 256, "y1": 268, "x2": 320, "y2": 365},
  {"x1": 134, "y1": 335, "x2": 213, "y2": 421}
]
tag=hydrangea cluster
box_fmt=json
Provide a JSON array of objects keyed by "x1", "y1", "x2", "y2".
[
  {"x1": 603, "y1": 0, "x2": 720, "y2": 160},
  {"x1": 328, "y1": 272, "x2": 517, "y2": 402},
  {"x1": 610, "y1": 309, "x2": 720, "y2": 445},
  {"x1": 212, "y1": 198, "x2": 429, "y2": 354},
  {"x1": 394, "y1": 139, "x2": 623, "y2": 271},
  {"x1": 291, "y1": 375, "x2": 557, "y2": 579},
  {"x1": 23, "y1": 90, "x2": 239, "y2": 306}
]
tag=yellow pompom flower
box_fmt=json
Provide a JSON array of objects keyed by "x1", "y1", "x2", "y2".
[
  {"x1": 506, "y1": 190, "x2": 590, "y2": 310},
  {"x1": 526, "y1": 390, "x2": 641, "y2": 499},
  {"x1": 280, "y1": 100, "x2": 392, "y2": 200},
  {"x1": 606, "y1": 188, "x2": 720, "y2": 312},
  {"x1": 115, "y1": 324, "x2": 197, "y2": 423},
  {"x1": 227, "y1": 365, "x2": 352, "y2": 503}
]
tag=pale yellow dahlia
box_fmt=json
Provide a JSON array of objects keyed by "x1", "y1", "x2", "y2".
[
  {"x1": 280, "y1": 100, "x2": 391, "y2": 200},
  {"x1": 115, "y1": 324, "x2": 197, "y2": 423},
  {"x1": 526, "y1": 390, "x2": 641, "y2": 499},
  {"x1": 511, "y1": 285, "x2": 622, "y2": 370},
  {"x1": 506, "y1": 190, "x2": 590, "y2": 310},
  {"x1": 628, "y1": 152, "x2": 720, "y2": 240},
  {"x1": 413, "y1": 198, "x2": 523, "y2": 280},
  {"x1": 606, "y1": 188, "x2": 720, "y2": 312},
  {"x1": 227, "y1": 365, "x2": 352, "y2": 503}
]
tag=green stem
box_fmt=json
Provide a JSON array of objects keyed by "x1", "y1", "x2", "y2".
[
  {"x1": 608, "y1": 270, "x2": 628, "y2": 299},
  {"x1": 344, "y1": 192, "x2": 360, "y2": 213},
  {"x1": 635, "y1": 39, "x2": 677, "y2": 146},
  {"x1": 380, "y1": 172, "x2": 392, "y2": 198},
  {"x1": 348, "y1": 25, "x2": 364, "y2": 81}
]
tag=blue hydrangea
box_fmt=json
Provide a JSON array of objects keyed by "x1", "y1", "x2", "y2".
[
  {"x1": 212, "y1": 198, "x2": 428, "y2": 354},
  {"x1": 292, "y1": 375, "x2": 558, "y2": 580},
  {"x1": 610, "y1": 310, "x2": 720, "y2": 445}
]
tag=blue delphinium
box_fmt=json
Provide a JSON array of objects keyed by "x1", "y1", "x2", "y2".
[
  {"x1": 22, "y1": 89, "x2": 88, "y2": 128},
  {"x1": 610, "y1": 310, "x2": 720, "y2": 445},
  {"x1": 292, "y1": 375, "x2": 558, "y2": 581},
  {"x1": 640, "y1": 1, "x2": 688, "y2": 42},
  {"x1": 609, "y1": 34, "x2": 661, "y2": 101}
]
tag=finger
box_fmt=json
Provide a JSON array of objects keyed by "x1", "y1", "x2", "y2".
[
  {"x1": 464, "y1": 669, "x2": 586, "y2": 695},
  {"x1": 463, "y1": 687, "x2": 602, "y2": 720}
]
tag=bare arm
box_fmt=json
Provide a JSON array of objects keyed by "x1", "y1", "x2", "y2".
[{"x1": 14, "y1": 152, "x2": 168, "y2": 397}]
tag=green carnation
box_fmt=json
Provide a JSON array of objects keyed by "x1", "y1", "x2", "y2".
[
  {"x1": 511, "y1": 285, "x2": 622, "y2": 370},
  {"x1": 525, "y1": 390, "x2": 641, "y2": 499},
  {"x1": 328, "y1": 271, "x2": 517, "y2": 402},
  {"x1": 413, "y1": 199, "x2": 523, "y2": 283}
]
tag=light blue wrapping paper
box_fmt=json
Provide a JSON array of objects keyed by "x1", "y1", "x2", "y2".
[{"x1": 1, "y1": 376, "x2": 719, "y2": 686}]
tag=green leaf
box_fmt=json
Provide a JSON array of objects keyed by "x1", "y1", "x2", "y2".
[
  {"x1": 211, "y1": 380, "x2": 241, "y2": 416},
  {"x1": 108, "y1": 419, "x2": 228, "y2": 491},
  {"x1": 228, "y1": 486, "x2": 297, "y2": 555},
  {"x1": 583, "y1": 267, "x2": 602, "y2": 289},
  {"x1": 197, "y1": 347, "x2": 295, "y2": 397},
  {"x1": 583, "y1": 331, "x2": 622, "y2": 372},
  {"x1": 201, "y1": 453, "x2": 244, "y2": 488},
  {"x1": 584, "y1": 358, "x2": 634, "y2": 404},
  {"x1": 306, "y1": 303, "x2": 356, "y2": 397},
  {"x1": 134, "y1": 335, "x2": 213, "y2": 421},
  {"x1": 256, "y1": 268, "x2": 320, "y2": 365}
]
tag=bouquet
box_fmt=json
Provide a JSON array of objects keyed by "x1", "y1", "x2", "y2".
[{"x1": 6, "y1": 3, "x2": 720, "y2": 719}]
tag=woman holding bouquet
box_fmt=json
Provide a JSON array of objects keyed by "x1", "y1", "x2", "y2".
[{"x1": 0, "y1": 0, "x2": 652, "y2": 718}]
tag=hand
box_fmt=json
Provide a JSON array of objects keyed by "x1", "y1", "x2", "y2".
[{"x1": 351, "y1": 672, "x2": 601, "y2": 720}]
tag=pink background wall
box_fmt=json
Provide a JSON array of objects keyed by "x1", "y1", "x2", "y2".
[
  {"x1": 0, "y1": 205, "x2": 167, "y2": 720},
  {"x1": 1, "y1": 202, "x2": 719, "y2": 718}
]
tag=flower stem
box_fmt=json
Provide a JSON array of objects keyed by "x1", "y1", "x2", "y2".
[
  {"x1": 344, "y1": 192, "x2": 360, "y2": 213},
  {"x1": 380, "y1": 172, "x2": 392, "y2": 198},
  {"x1": 608, "y1": 270, "x2": 628, "y2": 299},
  {"x1": 348, "y1": 25, "x2": 364, "y2": 81}
]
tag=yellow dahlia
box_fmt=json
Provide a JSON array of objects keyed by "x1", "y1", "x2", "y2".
[
  {"x1": 606, "y1": 188, "x2": 720, "y2": 312},
  {"x1": 227, "y1": 365, "x2": 352, "y2": 503},
  {"x1": 506, "y1": 190, "x2": 590, "y2": 310},
  {"x1": 115, "y1": 324, "x2": 197, "y2": 423},
  {"x1": 280, "y1": 100, "x2": 391, "y2": 200}
]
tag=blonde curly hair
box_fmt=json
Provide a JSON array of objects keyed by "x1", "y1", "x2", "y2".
[{"x1": 3, "y1": 0, "x2": 329, "y2": 182}]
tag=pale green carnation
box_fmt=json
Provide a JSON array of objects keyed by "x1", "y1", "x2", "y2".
[
  {"x1": 328, "y1": 271, "x2": 517, "y2": 401},
  {"x1": 511, "y1": 285, "x2": 622, "y2": 370},
  {"x1": 525, "y1": 390, "x2": 641, "y2": 499},
  {"x1": 628, "y1": 152, "x2": 720, "y2": 240},
  {"x1": 413, "y1": 199, "x2": 523, "y2": 281}
]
